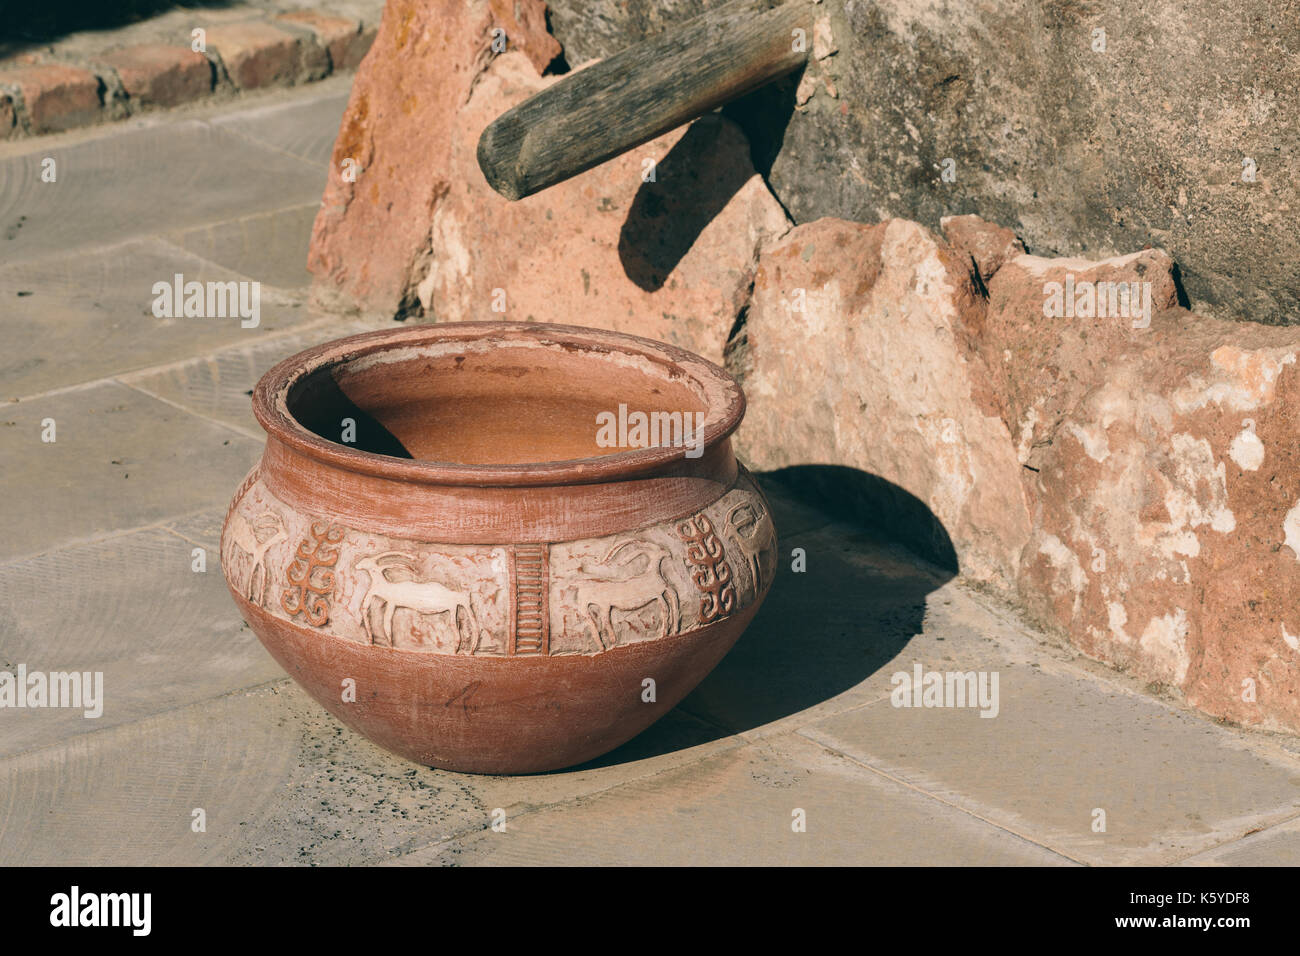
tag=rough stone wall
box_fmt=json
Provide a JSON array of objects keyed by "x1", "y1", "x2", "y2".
[
  {"x1": 304, "y1": 0, "x2": 1300, "y2": 733},
  {"x1": 548, "y1": 0, "x2": 1300, "y2": 326}
]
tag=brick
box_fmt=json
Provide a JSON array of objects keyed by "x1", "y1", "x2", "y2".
[
  {"x1": 0, "y1": 63, "x2": 101, "y2": 133},
  {"x1": 205, "y1": 22, "x2": 318, "y2": 90},
  {"x1": 275, "y1": 10, "x2": 360, "y2": 72},
  {"x1": 100, "y1": 45, "x2": 213, "y2": 108}
]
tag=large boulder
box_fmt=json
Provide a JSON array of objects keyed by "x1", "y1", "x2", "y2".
[
  {"x1": 307, "y1": 2, "x2": 790, "y2": 361},
  {"x1": 736, "y1": 217, "x2": 1031, "y2": 590},
  {"x1": 410, "y1": 53, "x2": 790, "y2": 363},
  {"x1": 981, "y1": 252, "x2": 1300, "y2": 732},
  {"x1": 547, "y1": 0, "x2": 1300, "y2": 327},
  {"x1": 307, "y1": 0, "x2": 560, "y2": 316},
  {"x1": 736, "y1": 213, "x2": 1300, "y2": 733},
  {"x1": 305, "y1": 0, "x2": 1300, "y2": 734}
]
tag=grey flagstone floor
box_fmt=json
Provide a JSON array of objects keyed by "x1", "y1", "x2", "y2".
[{"x1": 0, "y1": 77, "x2": 1297, "y2": 866}]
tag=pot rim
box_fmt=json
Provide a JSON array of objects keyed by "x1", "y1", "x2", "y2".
[{"x1": 252, "y1": 321, "x2": 746, "y2": 488}]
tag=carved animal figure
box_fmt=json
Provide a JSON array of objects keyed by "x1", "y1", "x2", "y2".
[
  {"x1": 725, "y1": 500, "x2": 775, "y2": 596},
  {"x1": 227, "y1": 511, "x2": 287, "y2": 607},
  {"x1": 573, "y1": 540, "x2": 679, "y2": 651},
  {"x1": 355, "y1": 552, "x2": 480, "y2": 652}
]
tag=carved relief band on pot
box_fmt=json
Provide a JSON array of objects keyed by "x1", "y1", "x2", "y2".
[
  {"x1": 280, "y1": 521, "x2": 343, "y2": 627},
  {"x1": 221, "y1": 322, "x2": 777, "y2": 774},
  {"x1": 677, "y1": 512, "x2": 737, "y2": 624}
]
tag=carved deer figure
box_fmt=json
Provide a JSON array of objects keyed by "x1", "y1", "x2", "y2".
[
  {"x1": 573, "y1": 540, "x2": 679, "y2": 651},
  {"x1": 355, "y1": 552, "x2": 480, "y2": 652},
  {"x1": 725, "y1": 500, "x2": 775, "y2": 596},
  {"x1": 226, "y1": 511, "x2": 287, "y2": 607}
]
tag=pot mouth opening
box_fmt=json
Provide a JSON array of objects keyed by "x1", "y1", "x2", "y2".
[{"x1": 253, "y1": 322, "x2": 745, "y2": 487}]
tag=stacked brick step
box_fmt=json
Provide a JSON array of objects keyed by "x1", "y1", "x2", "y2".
[{"x1": 0, "y1": 4, "x2": 380, "y2": 139}]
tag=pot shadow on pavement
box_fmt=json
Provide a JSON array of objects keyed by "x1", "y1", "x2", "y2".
[{"x1": 574, "y1": 464, "x2": 959, "y2": 771}]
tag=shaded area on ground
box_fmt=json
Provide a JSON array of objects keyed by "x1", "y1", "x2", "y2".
[{"x1": 576, "y1": 466, "x2": 955, "y2": 767}]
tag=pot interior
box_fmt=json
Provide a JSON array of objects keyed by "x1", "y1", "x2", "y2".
[{"x1": 285, "y1": 337, "x2": 711, "y2": 465}]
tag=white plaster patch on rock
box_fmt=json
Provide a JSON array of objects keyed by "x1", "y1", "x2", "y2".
[
  {"x1": 1066, "y1": 420, "x2": 1110, "y2": 462},
  {"x1": 884, "y1": 219, "x2": 960, "y2": 322},
  {"x1": 1037, "y1": 533, "x2": 1087, "y2": 614},
  {"x1": 1138, "y1": 390, "x2": 1175, "y2": 434},
  {"x1": 787, "y1": 279, "x2": 842, "y2": 338},
  {"x1": 1090, "y1": 378, "x2": 1133, "y2": 433},
  {"x1": 417, "y1": 204, "x2": 471, "y2": 314},
  {"x1": 1125, "y1": 433, "x2": 1236, "y2": 565},
  {"x1": 1283, "y1": 499, "x2": 1300, "y2": 560},
  {"x1": 1172, "y1": 346, "x2": 1297, "y2": 414},
  {"x1": 1228, "y1": 419, "x2": 1265, "y2": 471},
  {"x1": 1153, "y1": 530, "x2": 1200, "y2": 560},
  {"x1": 1016, "y1": 404, "x2": 1040, "y2": 464},
  {"x1": 916, "y1": 414, "x2": 976, "y2": 532},
  {"x1": 794, "y1": 71, "x2": 817, "y2": 107},
  {"x1": 813, "y1": 15, "x2": 836, "y2": 59},
  {"x1": 1107, "y1": 601, "x2": 1132, "y2": 644},
  {"x1": 1008, "y1": 249, "x2": 1150, "y2": 278},
  {"x1": 1138, "y1": 607, "x2": 1190, "y2": 685},
  {"x1": 1165, "y1": 433, "x2": 1236, "y2": 536},
  {"x1": 1282, "y1": 623, "x2": 1300, "y2": 653}
]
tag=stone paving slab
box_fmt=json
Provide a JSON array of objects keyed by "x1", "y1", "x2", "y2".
[
  {"x1": 0, "y1": 527, "x2": 283, "y2": 757},
  {"x1": 0, "y1": 119, "x2": 324, "y2": 264},
  {"x1": 166, "y1": 203, "x2": 322, "y2": 290},
  {"x1": 388, "y1": 733, "x2": 1072, "y2": 866},
  {"x1": 1175, "y1": 815, "x2": 1300, "y2": 866},
  {"x1": 0, "y1": 680, "x2": 742, "y2": 866},
  {"x1": 0, "y1": 237, "x2": 318, "y2": 400},
  {"x1": 164, "y1": 508, "x2": 227, "y2": 553},
  {"x1": 0, "y1": 685, "x2": 307, "y2": 866},
  {"x1": 121, "y1": 316, "x2": 393, "y2": 436},
  {"x1": 2, "y1": 75, "x2": 1298, "y2": 868},
  {"x1": 0, "y1": 381, "x2": 260, "y2": 563},
  {"x1": 801, "y1": 668, "x2": 1300, "y2": 866},
  {"x1": 210, "y1": 89, "x2": 349, "y2": 165}
]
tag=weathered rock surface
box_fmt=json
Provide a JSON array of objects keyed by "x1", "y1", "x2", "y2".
[
  {"x1": 735, "y1": 217, "x2": 1031, "y2": 590},
  {"x1": 307, "y1": 0, "x2": 561, "y2": 316},
  {"x1": 733, "y1": 213, "x2": 1300, "y2": 733},
  {"x1": 487, "y1": 0, "x2": 563, "y2": 73},
  {"x1": 305, "y1": 0, "x2": 1300, "y2": 734},
  {"x1": 981, "y1": 252, "x2": 1300, "y2": 733},
  {"x1": 414, "y1": 55, "x2": 789, "y2": 362},
  {"x1": 940, "y1": 214, "x2": 1025, "y2": 283},
  {"x1": 547, "y1": 0, "x2": 1300, "y2": 327},
  {"x1": 308, "y1": 3, "x2": 791, "y2": 361}
]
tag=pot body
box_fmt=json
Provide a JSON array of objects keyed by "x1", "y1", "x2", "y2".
[
  {"x1": 223, "y1": 462, "x2": 774, "y2": 774},
  {"x1": 220, "y1": 321, "x2": 775, "y2": 773}
]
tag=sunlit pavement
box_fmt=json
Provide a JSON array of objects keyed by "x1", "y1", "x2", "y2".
[{"x1": 1, "y1": 80, "x2": 1298, "y2": 866}]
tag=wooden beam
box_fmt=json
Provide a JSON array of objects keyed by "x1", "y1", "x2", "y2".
[{"x1": 477, "y1": 0, "x2": 813, "y2": 200}]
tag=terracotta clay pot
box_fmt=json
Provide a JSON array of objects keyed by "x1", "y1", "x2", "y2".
[{"x1": 221, "y1": 322, "x2": 776, "y2": 774}]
